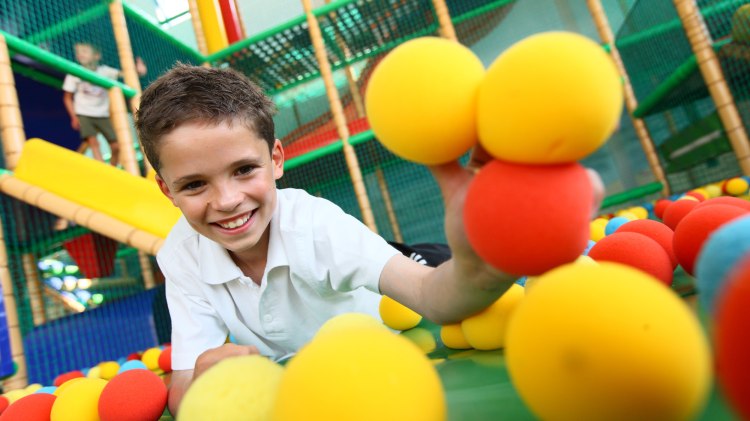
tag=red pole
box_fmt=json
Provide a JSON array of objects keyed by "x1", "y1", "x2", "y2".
[{"x1": 218, "y1": 0, "x2": 243, "y2": 43}]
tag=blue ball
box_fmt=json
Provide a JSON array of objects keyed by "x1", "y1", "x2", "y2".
[
  {"x1": 34, "y1": 386, "x2": 57, "y2": 394},
  {"x1": 605, "y1": 216, "x2": 631, "y2": 236},
  {"x1": 117, "y1": 359, "x2": 148, "y2": 373},
  {"x1": 515, "y1": 276, "x2": 527, "y2": 287},
  {"x1": 583, "y1": 239, "x2": 596, "y2": 255},
  {"x1": 695, "y1": 214, "x2": 750, "y2": 315}
]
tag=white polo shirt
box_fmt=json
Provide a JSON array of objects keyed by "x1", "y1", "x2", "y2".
[
  {"x1": 158, "y1": 188, "x2": 400, "y2": 370},
  {"x1": 62, "y1": 65, "x2": 119, "y2": 117}
]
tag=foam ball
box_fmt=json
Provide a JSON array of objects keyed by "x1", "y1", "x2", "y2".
[
  {"x1": 401, "y1": 327, "x2": 437, "y2": 354},
  {"x1": 0, "y1": 396, "x2": 7, "y2": 415},
  {"x1": 379, "y1": 295, "x2": 422, "y2": 331},
  {"x1": 705, "y1": 184, "x2": 722, "y2": 199},
  {"x1": 590, "y1": 218, "x2": 608, "y2": 242},
  {"x1": 654, "y1": 199, "x2": 672, "y2": 220},
  {"x1": 98, "y1": 361, "x2": 120, "y2": 380},
  {"x1": 34, "y1": 387, "x2": 57, "y2": 395},
  {"x1": 117, "y1": 360, "x2": 147, "y2": 374},
  {"x1": 316, "y1": 313, "x2": 386, "y2": 341},
  {"x1": 365, "y1": 37, "x2": 484, "y2": 164},
  {"x1": 477, "y1": 32, "x2": 622, "y2": 164},
  {"x1": 714, "y1": 255, "x2": 750, "y2": 419},
  {"x1": 85, "y1": 366, "x2": 101, "y2": 379},
  {"x1": 98, "y1": 369, "x2": 167, "y2": 421},
  {"x1": 583, "y1": 239, "x2": 596, "y2": 255},
  {"x1": 695, "y1": 196, "x2": 750, "y2": 212},
  {"x1": 157, "y1": 346, "x2": 172, "y2": 373},
  {"x1": 588, "y1": 232, "x2": 674, "y2": 285},
  {"x1": 440, "y1": 323, "x2": 472, "y2": 350},
  {"x1": 0, "y1": 391, "x2": 25, "y2": 406},
  {"x1": 274, "y1": 329, "x2": 445, "y2": 420},
  {"x1": 673, "y1": 204, "x2": 749, "y2": 275},
  {"x1": 23, "y1": 384, "x2": 42, "y2": 394},
  {"x1": 506, "y1": 262, "x2": 711, "y2": 421},
  {"x1": 627, "y1": 206, "x2": 649, "y2": 220},
  {"x1": 53, "y1": 378, "x2": 84, "y2": 396},
  {"x1": 617, "y1": 219, "x2": 677, "y2": 268},
  {"x1": 53, "y1": 371, "x2": 84, "y2": 387},
  {"x1": 662, "y1": 199, "x2": 699, "y2": 230},
  {"x1": 0, "y1": 393, "x2": 56, "y2": 421},
  {"x1": 695, "y1": 215, "x2": 750, "y2": 314},
  {"x1": 140, "y1": 347, "x2": 162, "y2": 372},
  {"x1": 678, "y1": 195, "x2": 699, "y2": 202},
  {"x1": 50, "y1": 378, "x2": 107, "y2": 421},
  {"x1": 464, "y1": 160, "x2": 593, "y2": 275},
  {"x1": 180, "y1": 355, "x2": 282, "y2": 421},
  {"x1": 604, "y1": 216, "x2": 631, "y2": 236},
  {"x1": 692, "y1": 188, "x2": 710, "y2": 200},
  {"x1": 723, "y1": 177, "x2": 749, "y2": 196},
  {"x1": 461, "y1": 284, "x2": 525, "y2": 350},
  {"x1": 685, "y1": 191, "x2": 706, "y2": 202}
]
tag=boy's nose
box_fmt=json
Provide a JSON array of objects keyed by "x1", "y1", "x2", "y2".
[{"x1": 211, "y1": 184, "x2": 242, "y2": 211}]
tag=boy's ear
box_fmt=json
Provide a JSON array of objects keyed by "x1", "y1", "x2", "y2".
[
  {"x1": 272, "y1": 139, "x2": 284, "y2": 180},
  {"x1": 155, "y1": 174, "x2": 178, "y2": 206}
]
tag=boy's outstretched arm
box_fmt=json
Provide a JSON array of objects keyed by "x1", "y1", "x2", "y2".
[{"x1": 379, "y1": 161, "x2": 604, "y2": 324}]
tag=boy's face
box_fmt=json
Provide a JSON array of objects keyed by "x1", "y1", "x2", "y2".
[
  {"x1": 74, "y1": 44, "x2": 100, "y2": 67},
  {"x1": 156, "y1": 121, "x2": 284, "y2": 260}
]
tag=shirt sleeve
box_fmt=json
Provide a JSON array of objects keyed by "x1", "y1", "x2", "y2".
[
  {"x1": 101, "y1": 65, "x2": 121, "y2": 80},
  {"x1": 159, "y1": 254, "x2": 229, "y2": 371},
  {"x1": 311, "y1": 198, "x2": 400, "y2": 294},
  {"x1": 62, "y1": 74, "x2": 78, "y2": 94}
]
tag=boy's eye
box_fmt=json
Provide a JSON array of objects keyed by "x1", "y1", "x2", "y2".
[
  {"x1": 236, "y1": 165, "x2": 255, "y2": 176},
  {"x1": 182, "y1": 180, "x2": 205, "y2": 191}
]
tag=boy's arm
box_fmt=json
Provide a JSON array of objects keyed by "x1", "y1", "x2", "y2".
[{"x1": 62, "y1": 92, "x2": 78, "y2": 130}]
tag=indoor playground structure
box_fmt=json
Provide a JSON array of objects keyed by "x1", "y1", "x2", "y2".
[{"x1": 0, "y1": 0, "x2": 748, "y2": 419}]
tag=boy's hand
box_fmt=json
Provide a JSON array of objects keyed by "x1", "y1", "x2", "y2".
[
  {"x1": 70, "y1": 116, "x2": 79, "y2": 131},
  {"x1": 193, "y1": 343, "x2": 259, "y2": 381},
  {"x1": 135, "y1": 57, "x2": 148, "y2": 76}
]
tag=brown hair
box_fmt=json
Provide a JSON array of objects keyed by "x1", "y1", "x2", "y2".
[{"x1": 135, "y1": 64, "x2": 276, "y2": 173}]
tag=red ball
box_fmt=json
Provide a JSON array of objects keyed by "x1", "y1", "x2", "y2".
[
  {"x1": 0, "y1": 396, "x2": 8, "y2": 415},
  {"x1": 158, "y1": 346, "x2": 172, "y2": 373},
  {"x1": 0, "y1": 393, "x2": 56, "y2": 421},
  {"x1": 126, "y1": 352, "x2": 142, "y2": 361},
  {"x1": 52, "y1": 370, "x2": 85, "y2": 387},
  {"x1": 715, "y1": 255, "x2": 750, "y2": 420},
  {"x1": 464, "y1": 160, "x2": 593, "y2": 276},
  {"x1": 654, "y1": 199, "x2": 672, "y2": 220},
  {"x1": 588, "y1": 232, "x2": 674, "y2": 285},
  {"x1": 662, "y1": 199, "x2": 699, "y2": 230},
  {"x1": 617, "y1": 219, "x2": 677, "y2": 269},
  {"x1": 695, "y1": 196, "x2": 750, "y2": 212},
  {"x1": 98, "y1": 369, "x2": 168, "y2": 421},
  {"x1": 685, "y1": 191, "x2": 706, "y2": 202},
  {"x1": 673, "y1": 204, "x2": 749, "y2": 275}
]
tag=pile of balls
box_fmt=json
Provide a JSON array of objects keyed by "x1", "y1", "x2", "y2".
[{"x1": 0, "y1": 345, "x2": 171, "y2": 420}]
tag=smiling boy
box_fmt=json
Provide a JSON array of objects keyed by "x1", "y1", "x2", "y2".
[{"x1": 136, "y1": 64, "x2": 600, "y2": 415}]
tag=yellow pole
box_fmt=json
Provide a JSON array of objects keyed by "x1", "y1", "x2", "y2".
[
  {"x1": 109, "y1": 88, "x2": 156, "y2": 288},
  {"x1": 587, "y1": 0, "x2": 671, "y2": 196},
  {"x1": 22, "y1": 254, "x2": 46, "y2": 326},
  {"x1": 0, "y1": 33, "x2": 28, "y2": 390},
  {"x1": 187, "y1": 0, "x2": 210, "y2": 56},
  {"x1": 301, "y1": 0, "x2": 378, "y2": 232},
  {"x1": 673, "y1": 0, "x2": 750, "y2": 175},
  {"x1": 196, "y1": 0, "x2": 229, "y2": 54},
  {"x1": 109, "y1": 0, "x2": 142, "y2": 112}
]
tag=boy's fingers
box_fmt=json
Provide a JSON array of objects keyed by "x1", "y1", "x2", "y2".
[
  {"x1": 467, "y1": 143, "x2": 492, "y2": 171},
  {"x1": 587, "y1": 168, "x2": 605, "y2": 218},
  {"x1": 427, "y1": 161, "x2": 471, "y2": 204}
]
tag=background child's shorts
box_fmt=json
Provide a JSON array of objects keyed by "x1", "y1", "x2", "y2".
[{"x1": 78, "y1": 115, "x2": 116, "y2": 143}]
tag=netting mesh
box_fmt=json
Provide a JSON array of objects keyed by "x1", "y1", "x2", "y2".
[{"x1": 617, "y1": 0, "x2": 750, "y2": 193}]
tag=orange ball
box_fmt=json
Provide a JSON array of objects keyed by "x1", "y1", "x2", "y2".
[
  {"x1": 464, "y1": 160, "x2": 592, "y2": 276},
  {"x1": 588, "y1": 232, "x2": 674, "y2": 286},
  {"x1": 617, "y1": 219, "x2": 677, "y2": 269},
  {"x1": 662, "y1": 199, "x2": 699, "y2": 231},
  {"x1": 0, "y1": 393, "x2": 56, "y2": 421},
  {"x1": 158, "y1": 346, "x2": 172, "y2": 373},
  {"x1": 98, "y1": 369, "x2": 168, "y2": 421}
]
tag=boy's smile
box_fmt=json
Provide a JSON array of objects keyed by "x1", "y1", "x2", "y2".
[{"x1": 156, "y1": 120, "x2": 284, "y2": 263}]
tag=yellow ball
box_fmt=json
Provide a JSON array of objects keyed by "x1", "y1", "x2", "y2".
[
  {"x1": 627, "y1": 206, "x2": 649, "y2": 220},
  {"x1": 315, "y1": 313, "x2": 387, "y2": 341},
  {"x1": 440, "y1": 323, "x2": 472, "y2": 350},
  {"x1": 141, "y1": 347, "x2": 162, "y2": 371},
  {"x1": 53, "y1": 378, "x2": 84, "y2": 396},
  {"x1": 506, "y1": 262, "x2": 711, "y2": 421},
  {"x1": 590, "y1": 218, "x2": 608, "y2": 242},
  {"x1": 273, "y1": 329, "x2": 445, "y2": 421},
  {"x1": 461, "y1": 284, "x2": 525, "y2": 350},
  {"x1": 678, "y1": 194, "x2": 699, "y2": 202},
  {"x1": 50, "y1": 378, "x2": 107, "y2": 421},
  {"x1": 180, "y1": 355, "x2": 283, "y2": 421},
  {"x1": 365, "y1": 36, "x2": 485, "y2": 164},
  {"x1": 478, "y1": 31, "x2": 623, "y2": 163},
  {"x1": 705, "y1": 184, "x2": 722, "y2": 198},
  {"x1": 24, "y1": 383, "x2": 43, "y2": 393},
  {"x1": 379, "y1": 295, "x2": 422, "y2": 331},
  {"x1": 525, "y1": 256, "x2": 596, "y2": 294},
  {"x1": 98, "y1": 361, "x2": 120, "y2": 380},
  {"x1": 615, "y1": 211, "x2": 637, "y2": 221},
  {"x1": 85, "y1": 366, "x2": 101, "y2": 379},
  {"x1": 725, "y1": 177, "x2": 749, "y2": 196},
  {"x1": 3, "y1": 389, "x2": 28, "y2": 404},
  {"x1": 401, "y1": 327, "x2": 437, "y2": 354}
]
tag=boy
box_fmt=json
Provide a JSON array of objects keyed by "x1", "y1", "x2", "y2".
[
  {"x1": 62, "y1": 42, "x2": 146, "y2": 167},
  {"x1": 136, "y1": 65, "x2": 602, "y2": 415}
]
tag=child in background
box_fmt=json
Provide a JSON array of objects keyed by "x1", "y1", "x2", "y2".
[{"x1": 135, "y1": 64, "x2": 603, "y2": 415}]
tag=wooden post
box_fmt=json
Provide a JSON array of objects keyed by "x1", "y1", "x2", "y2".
[
  {"x1": 0, "y1": 33, "x2": 28, "y2": 390},
  {"x1": 673, "y1": 0, "x2": 750, "y2": 175},
  {"x1": 301, "y1": 0, "x2": 378, "y2": 232},
  {"x1": 21, "y1": 254, "x2": 46, "y2": 326},
  {"x1": 109, "y1": 88, "x2": 156, "y2": 289},
  {"x1": 587, "y1": 0, "x2": 671, "y2": 196},
  {"x1": 187, "y1": 0, "x2": 210, "y2": 56},
  {"x1": 109, "y1": 0, "x2": 142, "y2": 112}
]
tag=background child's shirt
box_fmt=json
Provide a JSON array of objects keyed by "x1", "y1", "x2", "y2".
[
  {"x1": 158, "y1": 188, "x2": 400, "y2": 370},
  {"x1": 62, "y1": 65, "x2": 119, "y2": 118}
]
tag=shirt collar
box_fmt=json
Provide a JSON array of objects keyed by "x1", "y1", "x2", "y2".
[{"x1": 197, "y1": 190, "x2": 289, "y2": 285}]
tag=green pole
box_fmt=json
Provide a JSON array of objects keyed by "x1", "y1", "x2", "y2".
[{"x1": 26, "y1": 3, "x2": 110, "y2": 44}]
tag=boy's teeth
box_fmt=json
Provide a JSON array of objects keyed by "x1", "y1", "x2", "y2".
[{"x1": 219, "y1": 214, "x2": 249, "y2": 229}]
